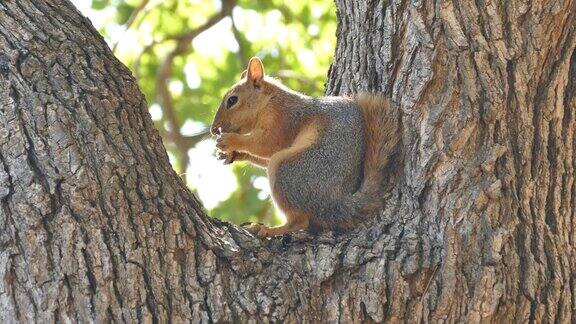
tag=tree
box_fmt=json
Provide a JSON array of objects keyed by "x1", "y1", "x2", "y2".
[{"x1": 0, "y1": 0, "x2": 574, "y2": 323}]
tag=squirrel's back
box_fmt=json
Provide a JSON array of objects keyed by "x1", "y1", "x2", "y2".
[
  {"x1": 275, "y1": 96, "x2": 365, "y2": 206},
  {"x1": 272, "y1": 94, "x2": 398, "y2": 231}
]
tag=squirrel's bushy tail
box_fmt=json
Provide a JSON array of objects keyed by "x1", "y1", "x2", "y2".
[
  {"x1": 356, "y1": 94, "x2": 399, "y2": 204},
  {"x1": 315, "y1": 95, "x2": 399, "y2": 232}
]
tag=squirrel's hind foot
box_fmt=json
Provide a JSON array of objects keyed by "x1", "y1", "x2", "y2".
[
  {"x1": 243, "y1": 223, "x2": 270, "y2": 238},
  {"x1": 242, "y1": 219, "x2": 309, "y2": 238}
]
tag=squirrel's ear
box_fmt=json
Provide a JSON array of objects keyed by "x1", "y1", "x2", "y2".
[
  {"x1": 240, "y1": 69, "x2": 247, "y2": 79},
  {"x1": 247, "y1": 57, "x2": 264, "y2": 85}
]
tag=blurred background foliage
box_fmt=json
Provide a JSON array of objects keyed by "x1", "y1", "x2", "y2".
[{"x1": 74, "y1": 0, "x2": 336, "y2": 226}]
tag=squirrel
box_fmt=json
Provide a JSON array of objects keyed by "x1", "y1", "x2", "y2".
[{"x1": 210, "y1": 57, "x2": 400, "y2": 238}]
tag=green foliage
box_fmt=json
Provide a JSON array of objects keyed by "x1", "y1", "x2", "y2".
[
  {"x1": 84, "y1": 0, "x2": 336, "y2": 226},
  {"x1": 91, "y1": 0, "x2": 108, "y2": 10},
  {"x1": 210, "y1": 163, "x2": 282, "y2": 225}
]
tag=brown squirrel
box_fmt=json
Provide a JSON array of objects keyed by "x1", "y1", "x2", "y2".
[{"x1": 211, "y1": 57, "x2": 399, "y2": 238}]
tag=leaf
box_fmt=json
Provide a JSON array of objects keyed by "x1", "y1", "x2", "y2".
[
  {"x1": 116, "y1": 3, "x2": 136, "y2": 24},
  {"x1": 92, "y1": 0, "x2": 109, "y2": 10}
]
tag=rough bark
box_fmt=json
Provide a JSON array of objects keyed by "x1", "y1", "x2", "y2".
[
  {"x1": 328, "y1": 0, "x2": 576, "y2": 322},
  {"x1": 0, "y1": 0, "x2": 574, "y2": 323}
]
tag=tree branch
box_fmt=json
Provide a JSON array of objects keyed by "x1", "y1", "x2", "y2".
[
  {"x1": 112, "y1": 0, "x2": 152, "y2": 53},
  {"x1": 155, "y1": 0, "x2": 237, "y2": 175},
  {"x1": 230, "y1": 13, "x2": 248, "y2": 64}
]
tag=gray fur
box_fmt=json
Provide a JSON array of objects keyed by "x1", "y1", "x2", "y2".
[{"x1": 271, "y1": 97, "x2": 366, "y2": 231}]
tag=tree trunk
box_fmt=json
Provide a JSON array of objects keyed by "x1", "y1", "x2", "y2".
[
  {"x1": 0, "y1": 0, "x2": 574, "y2": 323},
  {"x1": 328, "y1": 0, "x2": 576, "y2": 321}
]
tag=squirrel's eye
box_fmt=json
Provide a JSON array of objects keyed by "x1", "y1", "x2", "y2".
[{"x1": 226, "y1": 95, "x2": 238, "y2": 108}]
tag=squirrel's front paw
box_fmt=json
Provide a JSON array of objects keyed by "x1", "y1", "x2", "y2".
[
  {"x1": 216, "y1": 150, "x2": 236, "y2": 164},
  {"x1": 216, "y1": 133, "x2": 240, "y2": 153}
]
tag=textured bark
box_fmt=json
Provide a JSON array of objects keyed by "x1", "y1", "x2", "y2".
[
  {"x1": 0, "y1": 0, "x2": 575, "y2": 323},
  {"x1": 328, "y1": 0, "x2": 576, "y2": 322}
]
